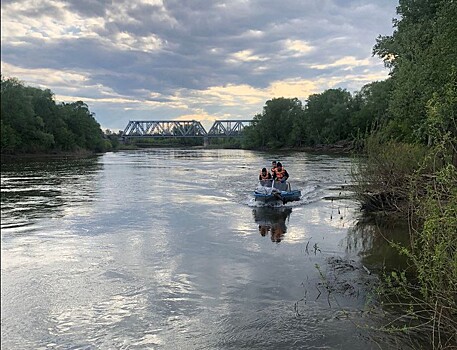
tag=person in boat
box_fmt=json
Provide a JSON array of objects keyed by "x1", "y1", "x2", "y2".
[
  {"x1": 273, "y1": 162, "x2": 289, "y2": 190},
  {"x1": 273, "y1": 162, "x2": 289, "y2": 183},
  {"x1": 258, "y1": 167, "x2": 272, "y2": 186},
  {"x1": 271, "y1": 161, "x2": 277, "y2": 177}
]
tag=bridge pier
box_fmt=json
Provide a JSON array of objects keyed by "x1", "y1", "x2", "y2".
[{"x1": 203, "y1": 137, "x2": 209, "y2": 147}]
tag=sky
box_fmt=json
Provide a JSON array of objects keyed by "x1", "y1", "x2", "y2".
[{"x1": 1, "y1": 0, "x2": 398, "y2": 132}]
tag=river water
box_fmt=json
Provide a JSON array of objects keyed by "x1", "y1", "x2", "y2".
[{"x1": 1, "y1": 149, "x2": 412, "y2": 349}]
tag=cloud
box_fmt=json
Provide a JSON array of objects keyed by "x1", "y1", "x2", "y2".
[
  {"x1": 310, "y1": 56, "x2": 372, "y2": 70},
  {"x1": 1, "y1": 0, "x2": 397, "y2": 129}
]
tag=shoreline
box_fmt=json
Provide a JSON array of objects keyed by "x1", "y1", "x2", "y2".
[{"x1": 1, "y1": 141, "x2": 355, "y2": 161}]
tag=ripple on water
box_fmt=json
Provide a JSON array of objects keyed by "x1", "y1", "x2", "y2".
[{"x1": 1, "y1": 150, "x2": 415, "y2": 350}]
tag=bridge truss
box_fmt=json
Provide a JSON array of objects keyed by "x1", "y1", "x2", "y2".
[
  {"x1": 207, "y1": 120, "x2": 252, "y2": 137},
  {"x1": 122, "y1": 120, "x2": 252, "y2": 139}
]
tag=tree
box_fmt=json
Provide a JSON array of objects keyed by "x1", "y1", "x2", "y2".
[
  {"x1": 1, "y1": 76, "x2": 109, "y2": 154},
  {"x1": 373, "y1": 0, "x2": 457, "y2": 142},
  {"x1": 304, "y1": 88, "x2": 352, "y2": 145},
  {"x1": 61, "y1": 101, "x2": 105, "y2": 152},
  {"x1": 351, "y1": 79, "x2": 393, "y2": 134},
  {"x1": 242, "y1": 98, "x2": 305, "y2": 149}
]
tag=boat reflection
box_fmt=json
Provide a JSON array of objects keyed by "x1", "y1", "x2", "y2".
[{"x1": 252, "y1": 207, "x2": 292, "y2": 243}]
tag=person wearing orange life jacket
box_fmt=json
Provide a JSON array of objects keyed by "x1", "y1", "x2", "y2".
[
  {"x1": 272, "y1": 162, "x2": 289, "y2": 183},
  {"x1": 259, "y1": 168, "x2": 272, "y2": 181}
]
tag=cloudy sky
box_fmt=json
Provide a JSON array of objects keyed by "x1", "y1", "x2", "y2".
[{"x1": 1, "y1": 0, "x2": 397, "y2": 131}]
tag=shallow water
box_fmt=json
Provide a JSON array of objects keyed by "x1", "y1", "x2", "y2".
[{"x1": 1, "y1": 149, "x2": 413, "y2": 349}]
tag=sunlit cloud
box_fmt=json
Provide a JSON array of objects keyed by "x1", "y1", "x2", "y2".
[
  {"x1": 228, "y1": 50, "x2": 269, "y2": 63},
  {"x1": 283, "y1": 39, "x2": 315, "y2": 56},
  {"x1": 1, "y1": 2, "x2": 104, "y2": 42},
  {"x1": 311, "y1": 56, "x2": 372, "y2": 70},
  {"x1": 1, "y1": 62, "x2": 88, "y2": 88}
]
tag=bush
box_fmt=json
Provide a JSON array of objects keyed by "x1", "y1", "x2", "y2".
[
  {"x1": 353, "y1": 134, "x2": 428, "y2": 214},
  {"x1": 378, "y1": 162, "x2": 457, "y2": 349}
]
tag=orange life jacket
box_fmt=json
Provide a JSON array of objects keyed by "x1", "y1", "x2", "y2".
[
  {"x1": 259, "y1": 170, "x2": 271, "y2": 180},
  {"x1": 275, "y1": 168, "x2": 287, "y2": 180}
]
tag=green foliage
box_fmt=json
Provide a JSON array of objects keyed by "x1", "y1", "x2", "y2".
[
  {"x1": 376, "y1": 161, "x2": 457, "y2": 349},
  {"x1": 425, "y1": 72, "x2": 457, "y2": 160},
  {"x1": 351, "y1": 79, "x2": 393, "y2": 133},
  {"x1": 413, "y1": 166, "x2": 457, "y2": 300},
  {"x1": 354, "y1": 7, "x2": 457, "y2": 341},
  {"x1": 242, "y1": 98, "x2": 305, "y2": 149},
  {"x1": 373, "y1": 0, "x2": 457, "y2": 142},
  {"x1": 353, "y1": 134, "x2": 428, "y2": 213},
  {"x1": 356, "y1": 75, "x2": 457, "y2": 349},
  {"x1": 104, "y1": 129, "x2": 121, "y2": 150},
  {"x1": 1, "y1": 76, "x2": 110, "y2": 154},
  {"x1": 207, "y1": 137, "x2": 242, "y2": 149},
  {"x1": 305, "y1": 88, "x2": 352, "y2": 145},
  {"x1": 126, "y1": 136, "x2": 203, "y2": 148},
  {"x1": 243, "y1": 91, "x2": 377, "y2": 149}
]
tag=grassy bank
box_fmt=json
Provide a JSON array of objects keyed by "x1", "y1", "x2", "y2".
[{"x1": 353, "y1": 132, "x2": 457, "y2": 348}]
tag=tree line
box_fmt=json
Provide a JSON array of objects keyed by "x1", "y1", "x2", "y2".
[
  {"x1": 241, "y1": 82, "x2": 391, "y2": 149},
  {"x1": 0, "y1": 75, "x2": 392, "y2": 154},
  {"x1": 1, "y1": 76, "x2": 112, "y2": 154}
]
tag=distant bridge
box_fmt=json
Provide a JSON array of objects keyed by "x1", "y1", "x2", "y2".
[{"x1": 122, "y1": 120, "x2": 253, "y2": 139}]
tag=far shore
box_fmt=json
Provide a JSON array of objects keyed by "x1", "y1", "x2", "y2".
[{"x1": 1, "y1": 141, "x2": 355, "y2": 162}]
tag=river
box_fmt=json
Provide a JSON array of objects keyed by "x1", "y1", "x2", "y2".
[{"x1": 1, "y1": 149, "x2": 412, "y2": 349}]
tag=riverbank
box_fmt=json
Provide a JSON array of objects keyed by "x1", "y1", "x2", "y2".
[
  {"x1": 351, "y1": 135, "x2": 457, "y2": 348},
  {"x1": 2, "y1": 140, "x2": 355, "y2": 160},
  {"x1": 121, "y1": 139, "x2": 354, "y2": 153}
]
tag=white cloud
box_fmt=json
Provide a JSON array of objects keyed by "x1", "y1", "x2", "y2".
[
  {"x1": 311, "y1": 56, "x2": 373, "y2": 70},
  {"x1": 227, "y1": 50, "x2": 269, "y2": 63},
  {"x1": 283, "y1": 39, "x2": 315, "y2": 56}
]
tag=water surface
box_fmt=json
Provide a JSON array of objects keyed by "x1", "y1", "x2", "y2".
[{"x1": 1, "y1": 149, "x2": 411, "y2": 349}]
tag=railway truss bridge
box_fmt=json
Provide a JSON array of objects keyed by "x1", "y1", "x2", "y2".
[{"x1": 122, "y1": 120, "x2": 253, "y2": 141}]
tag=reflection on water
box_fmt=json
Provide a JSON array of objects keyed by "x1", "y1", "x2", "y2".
[
  {"x1": 1, "y1": 157, "x2": 102, "y2": 232},
  {"x1": 345, "y1": 218, "x2": 411, "y2": 272},
  {"x1": 1, "y1": 150, "x2": 416, "y2": 350},
  {"x1": 252, "y1": 207, "x2": 292, "y2": 243}
]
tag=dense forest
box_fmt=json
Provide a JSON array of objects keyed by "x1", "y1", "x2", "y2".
[
  {"x1": 241, "y1": 84, "x2": 390, "y2": 149},
  {"x1": 1, "y1": 76, "x2": 112, "y2": 155}
]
